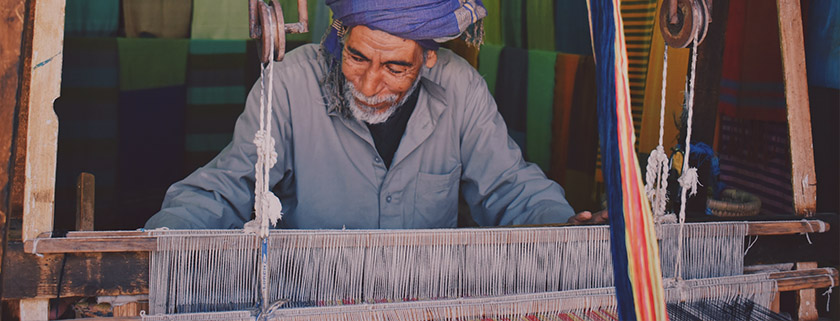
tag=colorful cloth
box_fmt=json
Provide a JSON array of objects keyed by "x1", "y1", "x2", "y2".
[
  {"x1": 526, "y1": 50, "x2": 557, "y2": 171},
  {"x1": 548, "y1": 53, "x2": 582, "y2": 184},
  {"x1": 477, "y1": 44, "x2": 502, "y2": 96},
  {"x1": 481, "y1": 0, "x2": 503, "y2": 45},
  {"x1": 117, "y1": 38, "x2": 190, "y2": 91},
  {"x1": 185, "y1": 40, "x2": 250, "y2": 171},
  {"x1": 563, "y1": 57, "x2": 601, "y2": 212},
  {"x1": 64, "y1": 0, "x2": 119, "y2": 37},
  {"x1": 620, "y1": 0, "x2": 658, "y2": 151},
  {"x1": 554, "y1": 0, "x2": 593, "y2": 55},
  {"x1": 526, "y1": 0, "x2": 555, "y2": 51},
  {"x1": 53, "y1": 37, "x2": 120, "y2": 230},
  {"x1": 494, "y1": 46, "x2": 529, "y2": 152},
  {"x1": 191, "y1": 0, "x2": 250, "y2": 40},
  {"x1": 123, "y1": 0, "x2": 191, "y2": 38}
]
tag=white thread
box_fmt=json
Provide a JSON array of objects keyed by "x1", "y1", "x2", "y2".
[
  {"x1": 801, "y1": 219, "x2": 815, "y2": 245},
  {"x1": 645, "y1": 44, "x2": 671, "y2": 219},
  {"x1": 31, "y1": 238, "x2": 44, "y2": 258},
  {"x1": 744, "y1": 235, "x2": 759, "y2": 256},
  {"x1": 674, "y1": 38, "x2": 700, "y2": 281},
  {"x1": 823, "y1": 267, "x2": 834, "y2": 312}
]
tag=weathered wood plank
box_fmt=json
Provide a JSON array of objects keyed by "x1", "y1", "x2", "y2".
[
  {"x1": 746, "y1": 220, "x2": 830, "y2": 236},
  {"x1": 24, "y1": 236, "x2": 157, "y2": 253},
  {"x1": 794, "y1": 262, "x2": 819, "y2": 321},
  {"x1": 18, "y1": 299, "x2": 47, "y2": 321},
  {"x1": 76, "y1": 172, "x2": 95, "y2": 231},
  {"x1": 770, "y1": 266, "x2": 839, "y2": 292},
  {"x1": 2, "y1": 243, "x2": 149, "y2": 299},
  {"x1": 776, "y1": 0, "x2": 817, "y2": 217}
]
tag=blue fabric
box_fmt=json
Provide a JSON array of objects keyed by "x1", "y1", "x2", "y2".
[{"x1": 323, "y1": 0, "x2": 486, "y2": 63}]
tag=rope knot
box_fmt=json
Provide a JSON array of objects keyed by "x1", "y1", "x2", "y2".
[{"x1": 678, "y1": 167, "x2": 701, "y2": 197}]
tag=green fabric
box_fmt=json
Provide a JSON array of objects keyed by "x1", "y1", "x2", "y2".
[
  {"x1": 65, "y1": 0, "x2": 119, "y2": 36},
  {"x1": 526, "y1": 0, "x2": 555, "y2": 51},
  {"x1": 188, "y1": 86, "x2": 247, "y2": 105},
  {"x1": 191, "y1": 0, "x2": 250, "y2": 40},
  {"x1": 279, "y1": 0, "x2": 319, "y2": 42},
  {"x1": 501, "y1": 0, "x2": 524, "y2": 48},
  {"x1": 123, "y1": 0, "x2": 192, "y2": 38},
  {"x1": 478, "y1": 44, "x2": 502, "y2": 96},
  {"x1": 481, "y1": 0, "x2": 502, "y2": 45},
  {"x1": 189, "y1": 39, "x2": 247, "y2": 55},
  {"x1": 311, "y1": 0, "x2": 332, "y2": 43},
  {"x1": 526, "y1": 50, "x2": 557, "y2": 171},
  {"x1": 117, "y1": 38, "x2": 189, "y2": 91}
]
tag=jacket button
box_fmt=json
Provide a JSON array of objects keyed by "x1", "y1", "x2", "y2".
[
  {"x1": 374, "y1": 157, "x2": 382, "y2": 163},
  {"x1": 386, "y1": 195, "x2": 392, "y2": 203}
]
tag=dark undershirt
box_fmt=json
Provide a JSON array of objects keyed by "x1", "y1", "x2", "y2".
[{"x1": 366, "y1": 86, "x2": 421, "y2": 169}]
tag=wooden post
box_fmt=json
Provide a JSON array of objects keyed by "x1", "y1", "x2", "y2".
[
  {"x1": 795, "y1": 262, "x2": 819, "y2": 321},
  {"x1": 76, "y1": 173, "x2": 95, "y2": 231},
  {"x1": 10, "y1": 0, "x2": 66, "y2": 318},
  {"x1": 776, "y1": 0, "x2": 817, "y2": 217}
]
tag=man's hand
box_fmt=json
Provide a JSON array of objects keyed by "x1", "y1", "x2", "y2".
[{"x1": 567, "y1": 209, "x2": 609, "y2": 225}]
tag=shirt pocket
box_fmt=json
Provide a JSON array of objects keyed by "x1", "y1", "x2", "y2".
[{"x1": 413, "y1": 164, "x2": 462, "y2": 228}]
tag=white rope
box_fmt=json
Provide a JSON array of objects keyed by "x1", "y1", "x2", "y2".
[
  {"x1": 743, "y1": 235, "x2": 759, "y2": 256},
  {"x1": 674, "y1": 37, "x2": 701, "y2": 281},
  {"x1": 823, "y1": 267, "x2": 834, "y2": 312},
  {"x1": 645, "y1": 45, "x2": 671, "y2": 219}
]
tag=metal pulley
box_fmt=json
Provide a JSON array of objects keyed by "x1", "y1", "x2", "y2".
[
  {"x1": 249, "y1": 0, "x2": 309, "y2": 63},
  {"x1": 659, "y1": 0, "x2": 711, "y2": 48}
]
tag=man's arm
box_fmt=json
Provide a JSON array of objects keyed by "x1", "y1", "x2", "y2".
[
  {"x1": 145, "y1": 77, "x2": 293, "y2": 229},
  {"x1": 458, "y1": 74, "x2": 576, "y2": 226}
]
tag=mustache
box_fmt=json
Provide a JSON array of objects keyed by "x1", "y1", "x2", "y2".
[{"x1": 345, "y1": 82, "x2": 398, "y2": 106}]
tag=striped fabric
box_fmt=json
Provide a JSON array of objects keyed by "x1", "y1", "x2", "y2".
[
  {"x1": 620, "y1": 0, "x2": 658, "y2": 150},
  {"x1": 53, "y1": 38, "x2": 120, "y2": 230},
  {"x1": 184, "y1": 40, "x2": 252, "y2": 171}
]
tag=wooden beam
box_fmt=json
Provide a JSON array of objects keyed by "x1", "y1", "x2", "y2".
[
  {"x1": 794, "y1": 262, "x2": 819, "y2": 321},
  {"x1": 776, "y1": 0, "x2": 817, "y2": 217},
  {"x1": 76, "y1": 173, "x2": 95, "y2": 231},
  {"x1": 2, "y1": 242, "x2": 149, "y2": 299},
  {"x1": 745, "y1": 220, "x2": 830, "y2": 236},
  {"x1": 770, "y1": 265, "x2": 839, "y2": 292}
]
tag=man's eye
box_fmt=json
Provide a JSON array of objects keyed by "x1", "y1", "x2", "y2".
[
  {"x1": 387, "y1": 66, "x2": 406, "y2": 74},
  {"x1": 351, "y1": 55, "x2": 366, "y2": 62}
]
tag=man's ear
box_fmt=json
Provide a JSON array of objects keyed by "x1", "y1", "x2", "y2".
[{"x1": 424, "y1": 50, "x2": 438, "y2": 68}]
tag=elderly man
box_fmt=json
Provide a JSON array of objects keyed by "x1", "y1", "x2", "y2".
[{"x1": 145, "y1": 0, "x2": 606, "y2": 229}]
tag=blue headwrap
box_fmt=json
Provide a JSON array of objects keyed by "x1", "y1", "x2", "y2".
[{"x1": 323, "y1": 0, "x2": 486, "y2": 64}]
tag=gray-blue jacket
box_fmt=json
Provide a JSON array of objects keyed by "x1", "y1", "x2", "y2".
[{"x1": 145, "y1": 44, "x2": 575, "y2": 229}]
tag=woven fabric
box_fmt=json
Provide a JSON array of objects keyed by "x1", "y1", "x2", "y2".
[
  {"x1": 526, "y1": 0, "x2": 555, "y2": 51},
  {"x1": 563, "y1": 56, "x2": 600, "y2": 212},
  {"x1": 554, "y1": 0, "x2": 593, "y2": 55},
  {"x1": 117, "y1": 38, "x2": 190, "y2": 91},
  {"x1": 548, "y1": 53, "x2": 582, "y2": 184},
  {"x1": 501, "y1": 0, "x2": 525, "y2": 48},
  {"x1": 191, "y1": 0, "x2": 250, "y2": 40},
  {"x1": 481, "y1": 0, "x2": 503, "y2": 45},
  {"x1": 123, "y1": 0, "x2": 192, "y2": 38},
  {"x1": 477, "y1": 44, "x2": 503, "y2": 96},
  {"x1": 185, "y1": 40, "x2": 251, "y2": 171},
  {"x1": 805, "y1": 0, "x2": 839, "y2": 89},
  {"x1": 494, "y1": 46, "x2": 529, "y2": 152},
  {"x1": 65, "y1": 0, "x2": 119, "y2": 37},
  {"x1": 526, "y1": 50, "x2": 557, "y2": 171},
  {"x1": 620, "y1": 0, "x2": 658, "y2": 151}
]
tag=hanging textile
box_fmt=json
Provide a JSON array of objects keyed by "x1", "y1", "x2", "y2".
[
  {"x1": 185, "y1": 40, "x2": 249, "y2": 171},
  {"x1": 123, "y1": 0, "x2": 192, "y2": 38},
  {"x1": 64, "y1": 0, "x2": 119, "y2": 37},
  {"x1": 494, "y1": 46, "x2": 529, "y2": 152},
  {"x1": 481, "y1": 0, "x2": 503, "y2": 45},
  {"x1": 805, "y1": 0, "x2": 839, "y2": 90},
  {"x1": 588, "y1": 0, "x2": 668, "y2": 318},
  {"x1": 477, "y1": 44, "x2": 503, "y2": 96},
  {"x1": 526, "y1": 50, "x2": 557, "y2": 171},
  {"x1": 548, "y1": 53, "x2": 582, "y2": 184},
  {"x1": 526, "y1": 0, "x2": 556, "y2": 51},
  {"x1": 191, "y1": 0, "x2": 251, "y2": 40},
  {"x1": 53, "y1": 37, "x2": 120, "y2": 229},
  {"x1": 311, "y1": 0, "x2": 331, "y2": 43},
  {"x1": 554, "y1": 0, "x2": 593, "y2": 55},
  {"x1": 117, "y1": 38, "x2": 189, "y2": 229},
  {"x1": 620, "y1": 0, "x2": 658, "y2": 151},
  {"x1": 501, "y1": 0, "x2": 525, "y2": 48},
  {"x1": 563, "y1": 56, "x2": 601, "y2": 212}
]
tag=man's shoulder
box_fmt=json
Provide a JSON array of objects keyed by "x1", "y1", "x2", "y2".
[{"x1": 269, "y1": 44, "x2": 324, "y2": 80}]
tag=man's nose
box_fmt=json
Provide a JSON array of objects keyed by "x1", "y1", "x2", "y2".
[{"x1": 358, "y1": 66, "x2": 382, "y2": 97}]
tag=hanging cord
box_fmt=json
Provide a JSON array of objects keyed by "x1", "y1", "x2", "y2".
[
  {"x1": 645, "y1": 44, "x2": 671, "y2": 220},
  {"x1": 674, "y1": 37, "x2": 701, "y2": 281},
  {"x1": 823, "y1": 267, "x2": 834, "y2": 312}
]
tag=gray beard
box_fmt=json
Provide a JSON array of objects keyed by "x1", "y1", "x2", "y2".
[{"x1": 344, "y1": 77, "x2": 420, "y2": 125}]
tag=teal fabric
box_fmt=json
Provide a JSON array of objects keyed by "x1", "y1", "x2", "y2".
[
  {"x1": 311, "y1": 0, "x2": 332, "y2": 43},
  {"x1": 145, "y1": 45, "x2": 575, "y2": 230},
  {"x1": 117, "y1": 38, "x2": 189, "y2": 91},
  {"x1": 478, "y1": 44, "x2": 502, "y2": 96},
  {"x1": 526, "y1": 0, "x2": 555, "y2": 51},
  {"x1": 526, "y1": 50, "x2": 557, "y2": 172},
  {"x1": 64, "y1": 0, "x2": 119, "y2": 37},
  {"x1": 805, "y1": 0, "x2": 839, "y2": 89},
  {"x1": 501, "y1": 0, "x2": 524, "y2": 48},
  {"x1": 554, "y1": 0, "x2": 593, "y2": 55},
  {"x1": 481, "y1": 0, "x2": 503, "y2": 45}
]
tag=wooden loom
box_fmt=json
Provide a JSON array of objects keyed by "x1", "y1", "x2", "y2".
[{"x1": 0, "y1": 0, "x2": 836, "y2": 320}]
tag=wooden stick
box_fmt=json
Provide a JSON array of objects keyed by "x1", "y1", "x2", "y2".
[
  {"x1": 776, "y1": 0, "x2": 817, "y2": 217},
  {"x1": 76, "y1": 172, "x2": 95, "y2": 231},
  {"x1": 794, "y1": 262, "x2": 819, "y2": 321},
  {"x1": 22, "y1": 220, "x2": 831, "y2": 254}
]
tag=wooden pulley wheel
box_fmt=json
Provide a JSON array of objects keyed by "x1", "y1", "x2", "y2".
[
  {"x1": 248, "y1": 0, "x2": 309, "y2": 63},
  {"x1": 659, "y1": 0, "x2": 710, "y2": 48}
]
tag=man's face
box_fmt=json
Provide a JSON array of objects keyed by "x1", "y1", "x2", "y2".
[{"x1": 341, "y1": 25, "x2": 437, "y2": 117}]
